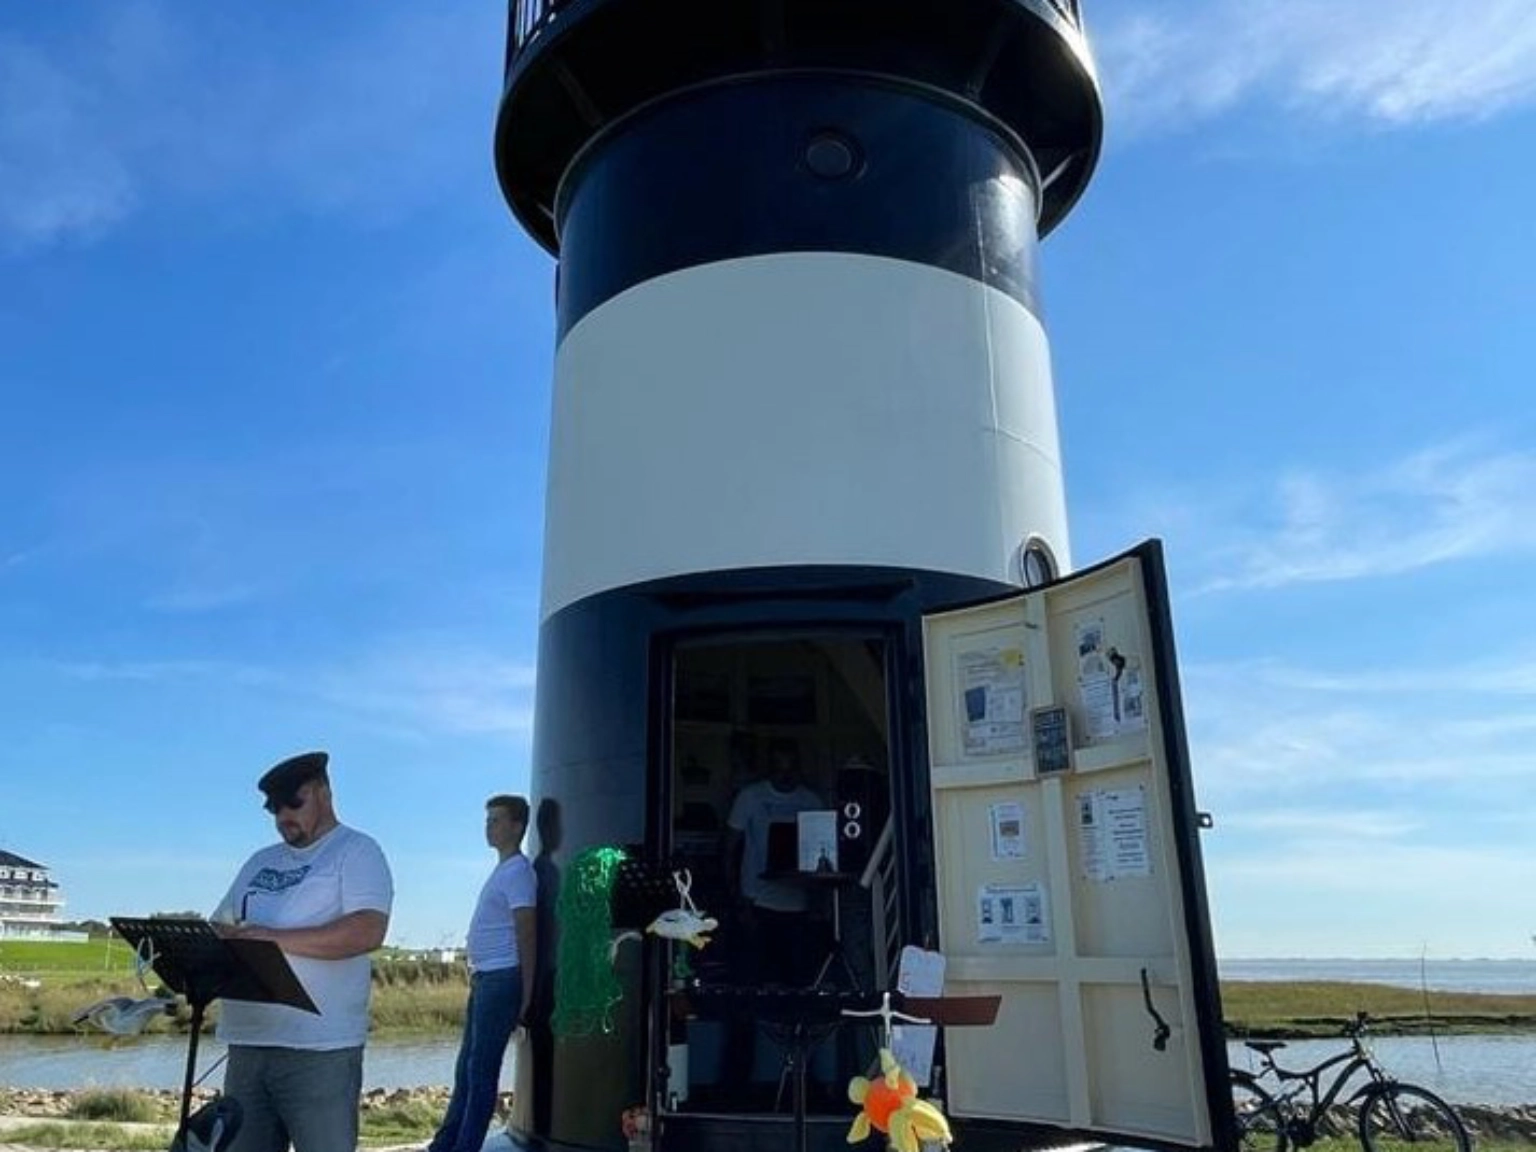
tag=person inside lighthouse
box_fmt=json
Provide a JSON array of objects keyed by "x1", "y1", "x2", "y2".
[{"x1": 720, "y1": 739, "x2": 827, "y2": 1093}]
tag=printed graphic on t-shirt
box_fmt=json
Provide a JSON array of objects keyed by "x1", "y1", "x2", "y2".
[{"x1": 250, "y1": 865, "x2": 311, "y2": 892}]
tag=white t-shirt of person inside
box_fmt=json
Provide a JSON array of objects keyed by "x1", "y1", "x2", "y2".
[
  {"x1": 728, "y1": 779, "x2": 823, "y2": 913},
  {"x1": 212, "y1": 824, "x2": 394, "y2": 1049}
]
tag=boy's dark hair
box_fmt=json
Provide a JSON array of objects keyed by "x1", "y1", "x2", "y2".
[{"x1": 487, "y1": 794, "x2": 530, "y2": 825}]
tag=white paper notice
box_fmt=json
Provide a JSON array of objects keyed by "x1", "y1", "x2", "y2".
[
  {"x1": 1080, "y1": 672, "x2": 1118, "y2": 741},
  {"x1": 1119, "y1": 660, "x2": 1147, "y2": 731},
  {"x1": 1075, "y1": 619, "x2": 1148, "y2": 740},
  {"x1": 796, "y1": 810, "x2": 839, "y2": 872},
  {"x1": 892, "y1": 946, "x2": 945, "y2": 1086},
  {"x1": 989, "y1": 801, "x2": 1026, "y2": 860},
  {"x1": 976, "y1": 882, "x2": 1050, "y2": 944},
  {"x1": 957, "y1": 645, "x2": 1027, "y2": 756},
  {"x1": 1077, "y1": 786, "x2": 1151, "y2": 882}
]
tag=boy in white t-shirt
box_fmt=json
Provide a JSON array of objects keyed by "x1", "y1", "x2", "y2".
[{"x1": 428, "y1": 795, "x2": 538, "y2": 1152}]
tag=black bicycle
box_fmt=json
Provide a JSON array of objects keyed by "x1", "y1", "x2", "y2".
[{"x1": 1230, "y1": 1012, "x2": 1471, "y2": 1152}]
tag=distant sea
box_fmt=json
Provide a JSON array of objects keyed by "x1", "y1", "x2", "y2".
[{"x1": 1217, "y1": 957, "x2": 1536, "y2": 996}]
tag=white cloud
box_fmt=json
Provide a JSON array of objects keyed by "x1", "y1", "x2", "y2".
[
  {"x1": 1206, "y1": 836, "x2": 1535, "y2": 957},
  {"x1": 144, "y1": 583, "x2": 265, "y2": 614},
  {"x1": 0, "y1": 3, "x2": 498, "y2": 249},
  {"x1": 0, "y1": 36, "x2": 136, "y2": 246},
  {"x1": 1214, "y1": 806, "x2": 1423, "y2": 839},
  {"x1": 309, "y1": 647, "x2": 537, "y2": 738},
  {"x1": 1183, "y1": 654, "x2": 1536, "y2": 800},
  {"x1": 1093, "y1": 0, "x2": 1536, "y2": 136},
  {"x1": 51, "y1": 645, "x2": 536, "y2": 739},
  {"x1": 1195, "y1": 440, "x2": 1536, "y2": 592}
]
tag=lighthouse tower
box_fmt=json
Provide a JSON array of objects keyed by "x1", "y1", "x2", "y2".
[{"x1": 490, "y1": 4, "x2": 1225, "y2": 1152}]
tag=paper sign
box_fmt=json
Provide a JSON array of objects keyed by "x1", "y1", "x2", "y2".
[
  {"x1": 957, "y1": 645, "x2": 1027, "y2": 756},
  {"x1": 989, "y1": 801, "x2": 1026, "y2": 860},
  {"x1": 892, "y1": 946, "x2": 945, "y2": 1086},
  {"x1": 976, "y1": 882, "x2": 1049, "y2": 944},
  {"x1": 1078, "y1": 786, "x2": 1151, "y2": 882},
  {"x1": 796, "y1": 810, "x2": 838, "y2": 873}
]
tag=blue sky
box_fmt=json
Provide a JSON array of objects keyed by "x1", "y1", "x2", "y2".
[{"x1": 2, "y1": 1, "x2": 1532, "y2": 959}]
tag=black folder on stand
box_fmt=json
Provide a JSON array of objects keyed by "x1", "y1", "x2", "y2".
[
  {"x1": 110, "y1": 916, "x2": 317, "y2": 1014},
  {"x1": 110, "y1": 916, "x2": 318, "y2": 1140}
]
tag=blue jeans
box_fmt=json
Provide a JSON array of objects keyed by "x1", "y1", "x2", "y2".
[
  {"x1": 223, "y1": 1044, "x2": 363, "y2": 1152},
  {"x1": 429, "y1": 966, "x2": 523, "y2": 1152}
]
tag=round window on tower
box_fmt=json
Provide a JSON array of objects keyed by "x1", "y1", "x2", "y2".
[
  {"x1": 803, "y1": 130, "x2": 863, "y2": 181},
  {"x1": 1017, "y1": 538, "x2": 1057, "y2": 589}
]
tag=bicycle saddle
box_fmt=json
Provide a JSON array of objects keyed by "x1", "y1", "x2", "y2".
[{"x1": 1244, "y1": 1040, "x2": 1287, "y2": 1054}]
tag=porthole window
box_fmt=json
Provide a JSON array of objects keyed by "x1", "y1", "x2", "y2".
[
  {"x1": 1017, "y1": 538, "x2": 1057, "y2": 588},
  {"x1": 803, "y1": 130, "x2": 862, "y2": 181}
]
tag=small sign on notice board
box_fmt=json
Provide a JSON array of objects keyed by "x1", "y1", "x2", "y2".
[{"x1": 1030, "y1": 704, "x2": 1072, "y2": 775}]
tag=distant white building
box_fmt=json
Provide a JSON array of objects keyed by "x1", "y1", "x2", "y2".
[{"x1": 0, "y1": 850, "x2": 67, "y2": 938}]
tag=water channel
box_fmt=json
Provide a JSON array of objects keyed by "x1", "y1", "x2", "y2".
[{"x1": 2, "y1": 1033, "x2": 1531, "y2": 1106}]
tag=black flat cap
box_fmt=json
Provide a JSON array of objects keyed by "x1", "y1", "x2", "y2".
[{"x1": 258, "y1": 751, "x2": 330, "y2": 798}]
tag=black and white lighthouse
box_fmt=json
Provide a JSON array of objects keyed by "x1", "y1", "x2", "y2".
[{"x1": 494, "y1": 4, "x2": 1229, "y2": 1152}]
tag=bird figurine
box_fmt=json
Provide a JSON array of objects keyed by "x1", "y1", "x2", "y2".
[
  {"x1": 646, "y1": 906, "x2": 718, "y2": 949},
  {"x1": 72, "y1": 993, "x2": 177, "y2": 1037},
  {"x1": 610, "y1": 869, "x2": 718, "y2": 960},
  {"x1": 847, "y1": 1047, "x2": 953, "y2": 1152}
]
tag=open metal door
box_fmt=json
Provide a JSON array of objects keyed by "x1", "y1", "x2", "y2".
[{"x1": 920, "y1": 541, "x2": 1233, "y2": 1152}]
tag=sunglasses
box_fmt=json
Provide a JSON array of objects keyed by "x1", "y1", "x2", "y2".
[{"x1": 263, "y1": 789, "x2": 310, "y2": 815}]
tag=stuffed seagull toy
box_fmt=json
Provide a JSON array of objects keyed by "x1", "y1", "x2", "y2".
[{"x1": 72, "y1": 994, "x2": 177, "y2": 1036}]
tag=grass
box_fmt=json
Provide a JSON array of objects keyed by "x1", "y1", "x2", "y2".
[
  {"x1": 359, "y1": 1095, "x2": 443, "y2": 1143},
  {"x1": 65, "y1": 1089, "x2": 160, "y2": 1123},
  {"x1": 1, "y1": 1120, "x2": 175, "y2": 1150},
  {"x1": 0, "y1": 939, "x2": 139, "y2": 974},
  {"x1": 6, "y1": 939, "x2": 1535, "y2": 1038},
  {"x1": 2, "y1": 1098, "x2": 440, "y2": 1149},
  {"x1": 0, "y1": 940, "x2": 469, "y2": 1036},
  {"x1": 1220, "y1": 980, "x2": 1536, "y2": 1036},
  {"x1": 1304, "y1": 1140, "x2": 1529, "y2": 1152}
]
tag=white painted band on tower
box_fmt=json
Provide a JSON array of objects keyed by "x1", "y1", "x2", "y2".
[{"x1": 542, "y1": 252, "x2": 1070, "y2": 619}]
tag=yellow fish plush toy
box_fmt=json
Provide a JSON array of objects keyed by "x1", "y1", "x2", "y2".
[{"x1": 847, "y1": 1047, "x2": 953, "y2": 1152}]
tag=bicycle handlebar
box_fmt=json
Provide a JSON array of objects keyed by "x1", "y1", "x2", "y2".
[{"x1": 1343, "y1": 1011, "x2": 1370, "y2": 1038}]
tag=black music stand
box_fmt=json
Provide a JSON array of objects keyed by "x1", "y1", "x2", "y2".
[
  {"x1": 111, "y1": 917, "x2": 317, "y2": 1140},
  {"x1": 679, "y1": 985, "x2": 869, "y2": 1152},
  {"x1": 759, "y1": 870, "x2": 863, "y2": 992},
  {"x1": 675, "y1": 986, "x2": 1001, "y2": 1152}
]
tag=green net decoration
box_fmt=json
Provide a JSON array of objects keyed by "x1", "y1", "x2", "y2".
[{"x1": 553, "y1": 844, "x2": 629, "y2": 1037}]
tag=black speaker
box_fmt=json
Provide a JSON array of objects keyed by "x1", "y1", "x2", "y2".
[{"x1": 836, "y1": 762, "x2": 886, "y2": 875}]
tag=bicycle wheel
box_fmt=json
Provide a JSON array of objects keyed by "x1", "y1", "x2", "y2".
[
  {"x1": 1231, "y1": 1071, "x2": 1287, "y2": 1152},
  {"x1": 1357, "y1": 1083, "x2": 1470, "y2": 1152}
]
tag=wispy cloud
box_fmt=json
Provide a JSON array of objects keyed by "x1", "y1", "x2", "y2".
[
  {"x1": 0, "y1": 3, "x2": 497, "y2": 249},
  {"x1": 1184, "y1": 653, "x2": 1536, "y2": 799},
  {"x1": 0, "y1": 36, "x2": 135, "y2": 246},
  {"x1": 309, "y1": 647, "x2": 537, "y2": 738},
  {"x1": 1214, "y1": 806, "x2": 1423, "y2": 839},
  {"x1": 144, "y1": 583, "x2": 265, "y2": 614},
  {"x1": 1195, "y1": 440, "x2": 1536, "y2": 592},
  {"x1": 1094, "y1": 0, "x2": 1536, "y2": 137},
  {"x1": 51, "y1": 645, "x2": 536, "y2": 739},
  {"x1": 1206, "y1": 833, "x2": 1535, "y2": 957}
]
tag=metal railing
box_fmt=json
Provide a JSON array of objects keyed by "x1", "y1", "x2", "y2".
[
  {"x1": 1045, "y1": 0, "x2": 1082, "y2": 27},
  {"x1": 507, "y1": 0, "x2": 1083, "y2": 64},
  {"x1": 858, "y1": 816, "x2": 901, "y2": 992}
]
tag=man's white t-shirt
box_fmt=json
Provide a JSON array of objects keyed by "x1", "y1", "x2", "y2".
[
  {"x1": 213, "y1": 824, "x2": 393, "y2": 1050},
  {"x1": 465, "y1": 853, "x2": 537, "y2": 973},
  {"x1": 727, "y1": 779, "x2": 823, "y2": 912}
]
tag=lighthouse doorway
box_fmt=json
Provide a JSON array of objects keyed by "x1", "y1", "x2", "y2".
[{"x1": 660, "y1": 630, "x2": 900, "y2": 1118}]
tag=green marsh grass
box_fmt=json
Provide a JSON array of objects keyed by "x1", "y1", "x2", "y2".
[
  {"x1": 1221, "y1": 980, "x2": 1536, "y2": 1036},
  {"x1": 65, "y1": 1088, "x2": 160, "y2": 1123}
]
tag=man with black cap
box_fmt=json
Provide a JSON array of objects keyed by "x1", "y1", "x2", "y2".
[{"x1": 211, "y1": 750, "x2": 394, "y2": 1152}]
